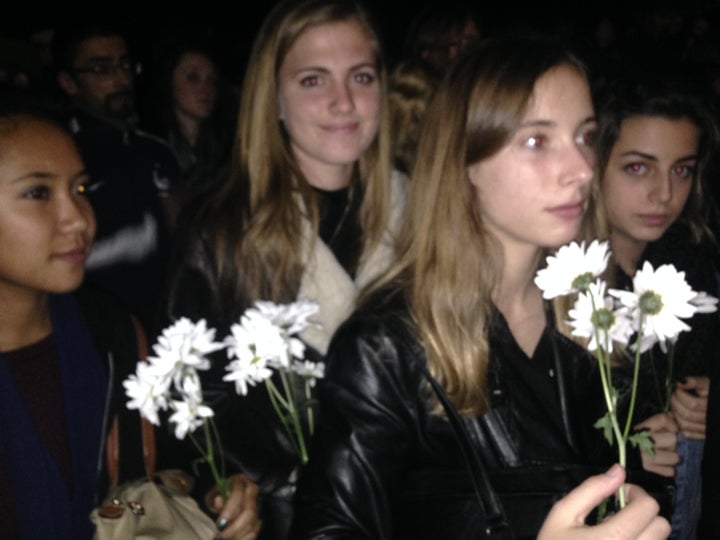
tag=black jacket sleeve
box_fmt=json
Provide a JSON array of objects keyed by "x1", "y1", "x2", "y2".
[{"x1": 292, "y1": 313, "x2": 425, "y2": 539}]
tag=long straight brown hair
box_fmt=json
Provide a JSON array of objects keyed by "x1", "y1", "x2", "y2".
[
  {"x1": 194, "y1": 0, "x2": 392, "y2": 311},
  {"x1": 373, "y1": 36, "x2": 590, "y2": 415}
]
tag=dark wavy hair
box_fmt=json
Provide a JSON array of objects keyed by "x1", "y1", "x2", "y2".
[{"x1": 594, "y1": 64, "x2": 720, "y2": 244}]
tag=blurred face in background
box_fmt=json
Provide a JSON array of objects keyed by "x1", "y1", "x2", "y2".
[
  {"x1": 172, "y1": 51, "x2": 218, "y2": 124},
  {"x1": 61, "y1": 35, "x2": 136, "y2": 121}
]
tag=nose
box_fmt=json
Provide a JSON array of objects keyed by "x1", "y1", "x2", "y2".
[
  {"x1": 650, "y1": 174, "x2": 672, "y2": 203},
  {"x1": 59, "y1": 196, "x2": 94, "y2": 236},
  {"x1": 112, "y1": 66, "x2": 133, "y2": 90},
  {"x1": 560, "y1": 144, "x2": 594, "y2": 187},
  {"x1": 331, "y1": 81, "x2": 355, "y2": 114}
]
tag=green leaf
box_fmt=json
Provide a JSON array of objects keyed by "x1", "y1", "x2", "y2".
[
  {"x1": 594, "y1": 413, "x2": 614, "y2": 445},
  {"x1": 629, "y1": 430, "x2": 655, "y2": 456}
]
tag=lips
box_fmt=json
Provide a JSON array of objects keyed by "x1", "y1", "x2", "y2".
[
  {"x1": 53, "y1": 248, "x2": 89, "y2": 264},
  {"x1": 637, "y1": 214, "x2": 670, "y2": 227},
  {"x1": 547, "y1": 200, "x2": 585, "y2": 220},
  {"x1": 321, "y1": 122, "x2": 360, "y2": 134}
]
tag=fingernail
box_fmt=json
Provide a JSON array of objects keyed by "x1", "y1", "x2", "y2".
[
  {"x1": 216, "y1": 517, "x2": 228, "y2": 531},
  {"x1": 605, "y1": 464, "x2": 622, "y2": 478}
]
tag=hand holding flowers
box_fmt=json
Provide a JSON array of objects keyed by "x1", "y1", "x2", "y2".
[
  {"x1": 535, "y1": 240, "x2": 717, "y2": 508},
  {"x1": 123, "y1": 299, "x2": 324, "y2": 501},
  {"x1": 123, "y1": 317, "x2": 228, "y2": 498},
  {"x1": 223, "y1": 299, "x2": 323, "y2": 464}
]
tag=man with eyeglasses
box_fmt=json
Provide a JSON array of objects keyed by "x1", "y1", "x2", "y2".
[{"x1": 52, "y1": 24, "x2": 178, "y2": 334}]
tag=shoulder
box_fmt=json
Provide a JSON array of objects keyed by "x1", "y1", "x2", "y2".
[
  {"x1": 324, "y1": 286, "x2": 424, "y2": 391},
  {"x1": 72, "y1": 285, "x2": 139, "y2": 370},
  {"x1": 135, "y1": 127, "x2": 178, "y2": 158}
]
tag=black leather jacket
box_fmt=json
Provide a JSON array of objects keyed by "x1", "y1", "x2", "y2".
[{"x1": 291, "y1": 288, "x2": 656, "y2": 539}]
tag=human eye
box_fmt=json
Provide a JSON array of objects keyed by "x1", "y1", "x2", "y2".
[
  {"x1": 673, "y1": 163, "x2": 696, "y2": 180},
  {"x1": 72, "y1": 175, "x2": 96, "y2": 196},
  {"x1": 89, "y1": 62, "x2": 113, "y2": 75},
  {"x1": 523, "y1": 134, "x2": 547, "y2": 150},
  {"x1": 353, "y1": 70, "x2": 377, "y2": 85},
  {"x1": 187, "y1": 71, "x2": 201, "y2": 84},
  {"x1": 74, "y1": 181, "x2": 91, "y2": 196},
  {"x1": 575, "y1": 126, "x2": 597, "y2": 147},
  {"x1": 622, "y1": 162, "x2": 648, "y2": 176},
  {"x1": 300, "y1": 75, "x2": 322, "y2": 87},
  {"x1": 22, "y1": 185, "x2": 51, "y2": 200}
]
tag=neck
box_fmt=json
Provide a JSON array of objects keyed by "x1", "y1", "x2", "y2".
[
  {"x1": 492, "y1": 240, "x2": 546, "y2": 357},
  {"x1": 175, "y1": 110, "x2": 201, "y2": 146},
  {"x1": 0, "y1": 290, "x2": 52, "y2": 352},
  {"x1": 293, "y1": 149, "x2": 354, "y2": 190},
  {"x1": 492, "y1": 238, "x2": 544, "y2": 310},
  {"x1": 610, "y1": 230, "x2": 646, "y2": 276}
]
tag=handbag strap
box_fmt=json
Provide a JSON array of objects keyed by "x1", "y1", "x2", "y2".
[
  {"x1": 421, "y1": 368, "x2": 511, "y2": 538},
  {"x1": 106, "y1": 317, "x2": 156, "y2": 487}
]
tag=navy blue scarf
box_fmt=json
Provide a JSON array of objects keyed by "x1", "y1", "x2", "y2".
[{"x1": 0, "y1": 294, "x2": 108, "y2": 540}]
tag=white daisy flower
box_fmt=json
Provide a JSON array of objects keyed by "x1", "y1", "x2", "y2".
[
  {"x1": 225, "y1": 311, "x2": 290, "y2": 368},
  {"x1": 292, "y1": 360, "x2": 326, "y2": 386},
  {"x1": 123, "y1": 361, "x2": 169, "y2": 426},
  {"x1": 254, "y1": 299, "x2": 319, "y2": 335},
  {"x1": 610, "y1": 262, "x2": 699, "y2": 352},
  {"x1": 147, "y1": 318, "x2": 224, "y2": 382},
  {"x1": 568, "y1": 280, "x2": 633, "y2": 353},
  {"x1": 535, "y1": 240, "x2": 611, "y2": 299},
  {"x1": 168, "y1": 397, "x2": 214, "y2": 440},
  {"x1": 690, "y1": 291, "x2": 719, "y2": 314},
  {"x1": 223, "y1": 355, "x2": 274, "y2": 396}
]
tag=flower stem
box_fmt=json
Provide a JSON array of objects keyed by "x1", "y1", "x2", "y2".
[
  {"x1": 596, "y1": 349, "x2": 627, "y2": 508},
  {"x1": 279, "y1": 367, "x2": 308, "y2": 464},
  {"x1": 305, "y1": 379, "x2": 315, "y2": 436},
  {"x1": 265, "y1": 378, "x2": 302, "y2": 458},
  {"x1": 188, "y1": 421, "x2": 228, "y2": 503},
  {"x1": 623, "y1": 314, "x2": 645, "y2": 441},
  {"x1": 664, "y1": 345, "x2": 675, "y2": 414},
  {"x1": 588, "y1": 290, "x2": 627, "y2": 508}
]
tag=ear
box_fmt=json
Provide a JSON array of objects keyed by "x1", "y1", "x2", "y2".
[
  {"x1": 58, "y1": 71, "x2": 79, "y2": 96},
  {"x1": 467, "y1": 162, "x2": 482, "y2": 187}
]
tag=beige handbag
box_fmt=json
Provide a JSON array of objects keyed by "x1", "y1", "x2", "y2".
[
  {"x1": 91, "y1": 418, "x2": 217, "y2": 539},
  {"x1": 90, "y1": 320, "x2": 217, "y2": 540}
]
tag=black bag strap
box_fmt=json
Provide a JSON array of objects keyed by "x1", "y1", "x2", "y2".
[{"x1": 420, "y1": 367, "x2": 512, "y2": 538}]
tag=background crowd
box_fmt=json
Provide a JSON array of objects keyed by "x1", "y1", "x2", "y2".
[{"x1": 2, "y1": 0, "x2": 720, "y2": 539}]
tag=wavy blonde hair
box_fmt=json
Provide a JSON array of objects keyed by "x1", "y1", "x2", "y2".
[
  {"x1": 197, "y1": 0, "x2": 392, "y2": 307},
  {"x1": 373, "y1": 36, "x2": 589, "y2": 415}
]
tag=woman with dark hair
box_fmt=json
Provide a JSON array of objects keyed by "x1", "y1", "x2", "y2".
[
  {"x1": 0, "y1": 95, "x2": 260, "y2": 540},
  {"x1": 290, "y1": 35, "x2": 672, "y2": 539},
  {"x1": 143, "y1": 42, "x2": 235, "y2": 210},
  {"x1": 594, "y1": 65, "x2": 720, "y2": 540},
  {"x1": 161, "y1": 0, "x2": 406, "y2": 537}
]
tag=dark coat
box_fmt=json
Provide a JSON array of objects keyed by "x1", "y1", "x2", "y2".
[{"x1": 291, "y1": 288, "x2": 669, "y2": 539}]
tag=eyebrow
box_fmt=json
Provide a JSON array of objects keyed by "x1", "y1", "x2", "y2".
[
  {"x1": 11, "y1": 170, "x2": 90, "y2": 183},
  {"x1": 619, "y1": 151, "x2": 697, "y2": 162},
  {"x1": 291, "y1": 62, "x2": 377, "y2": 76},
  {"x1": 518, "y1": 116, "x2": 596, "y2": 129}
]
